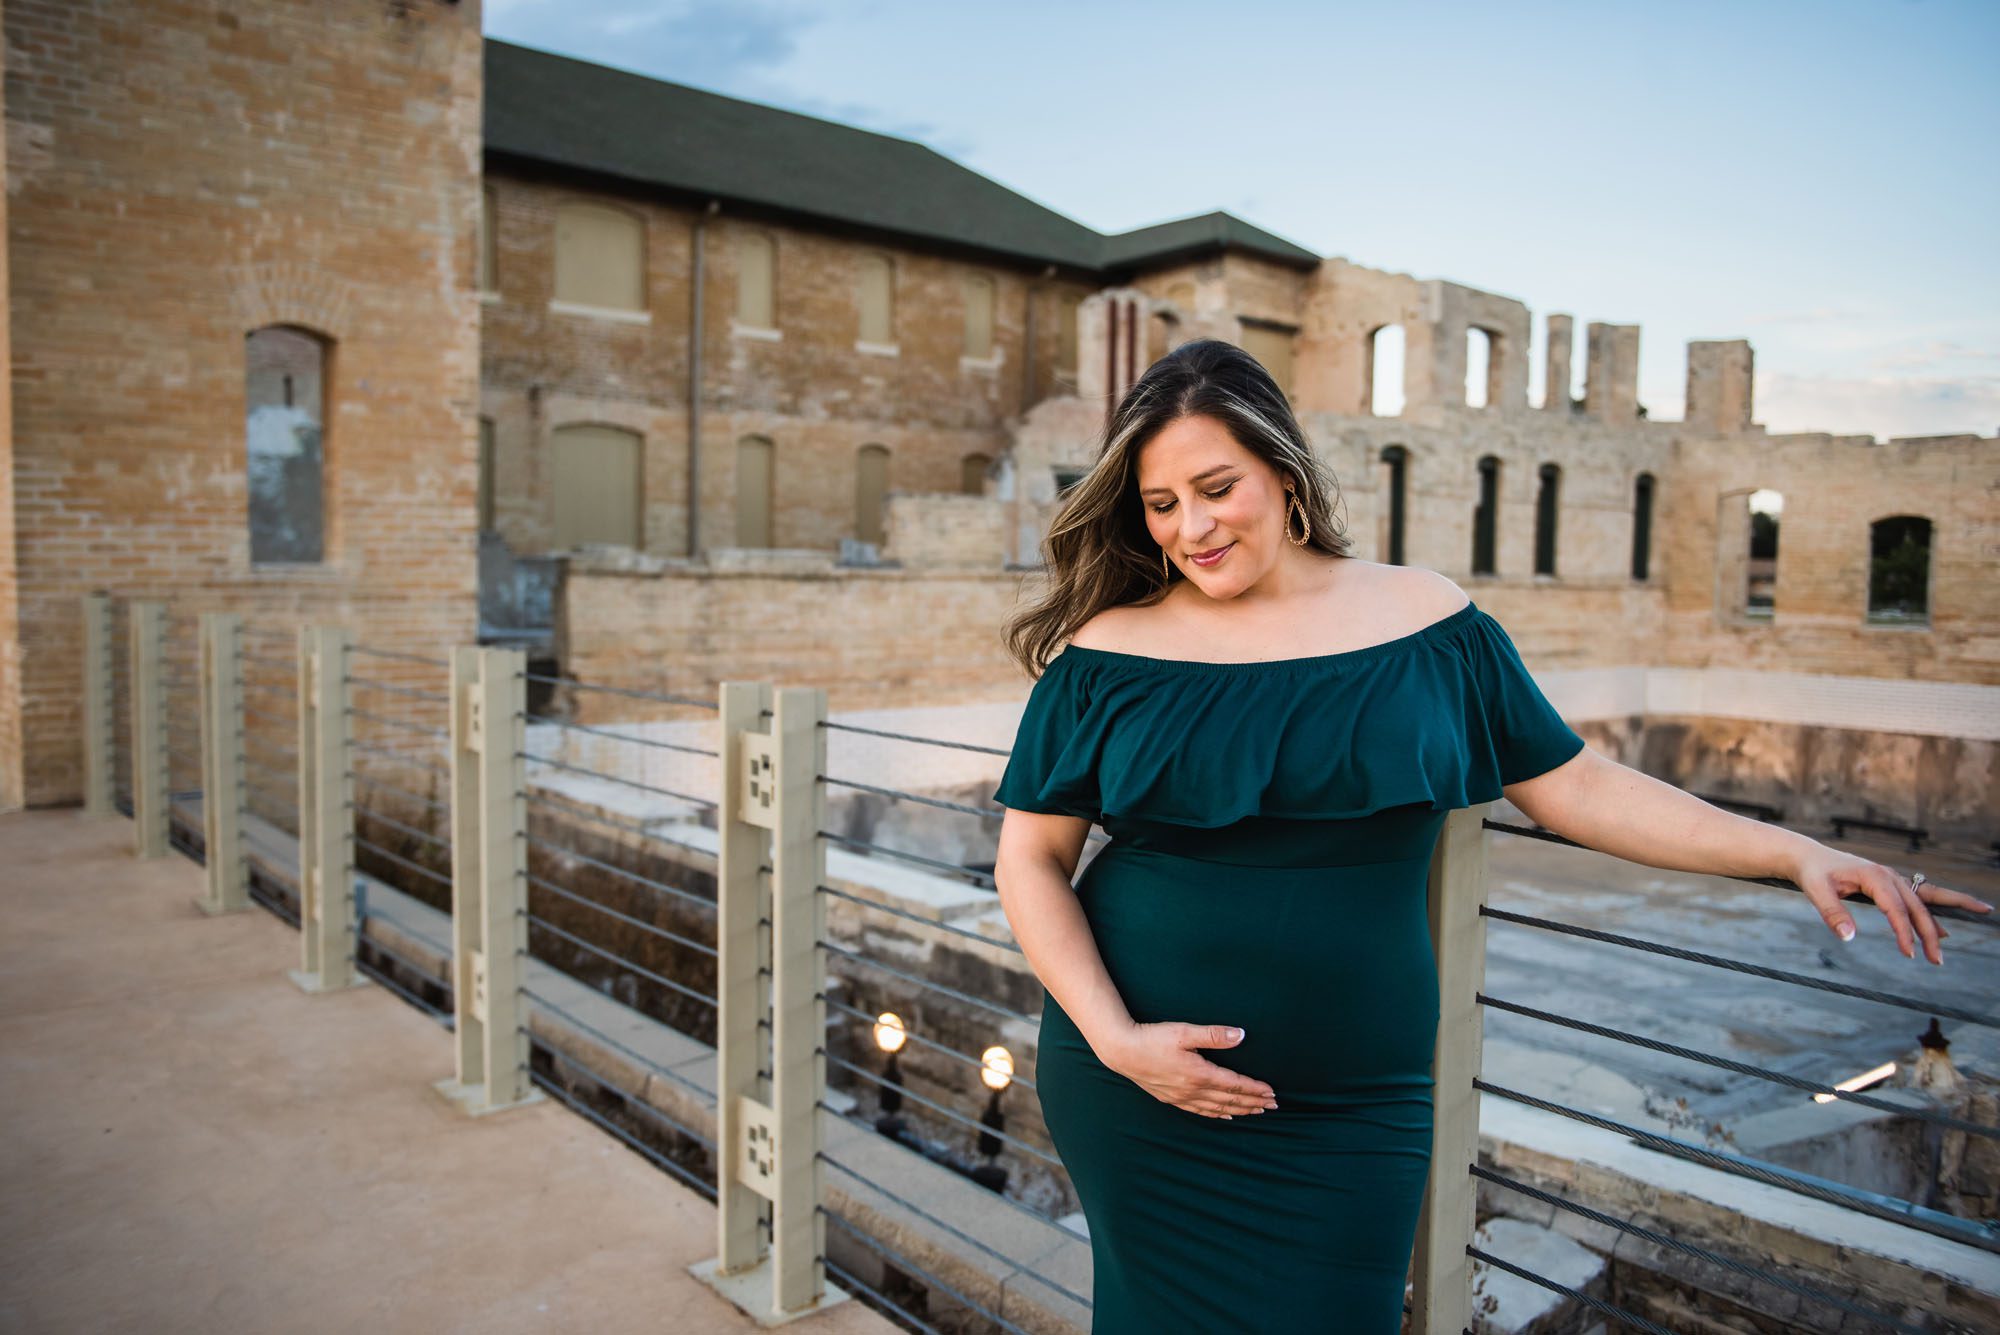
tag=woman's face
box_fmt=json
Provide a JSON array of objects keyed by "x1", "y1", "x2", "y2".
[{"x1": 1134, "y1": 414, "x2": 1291, "y2": 600}]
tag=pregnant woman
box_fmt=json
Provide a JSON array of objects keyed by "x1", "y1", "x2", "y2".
[{"x1": 989, "y1": 338, "x2": 1984, "y2": 1333}]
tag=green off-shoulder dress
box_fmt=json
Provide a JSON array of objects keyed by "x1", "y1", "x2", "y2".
[{"x1": 991, "y1": 598, "x2": 1587, "y2": 1334}]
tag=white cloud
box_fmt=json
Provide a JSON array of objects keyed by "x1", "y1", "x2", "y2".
[{"x1": 1756, "y1": 372, "x2": 2000, "y2": 441}]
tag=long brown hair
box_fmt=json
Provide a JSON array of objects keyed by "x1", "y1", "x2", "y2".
[{"x1": 1004, "y1": 338, "x2": 1353, "y2": 676}]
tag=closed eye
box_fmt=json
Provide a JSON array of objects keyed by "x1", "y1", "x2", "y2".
[{"x1": 1148, "y1": 481, "x2": 1236, "y2": 515}]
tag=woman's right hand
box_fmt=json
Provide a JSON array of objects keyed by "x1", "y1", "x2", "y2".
[{"x1": 1098, "y1": 1021, "x2": 1279, "y2": 1119}]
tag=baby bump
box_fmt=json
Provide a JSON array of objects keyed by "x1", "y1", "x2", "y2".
[{"x1": 1073, "y1": 845, "x2": 1442, "y2": 1098}]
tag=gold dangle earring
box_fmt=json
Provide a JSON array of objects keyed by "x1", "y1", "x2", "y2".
[
  {"x1": 1285, "y1": 488, "x2": 1311, "y2": 546},
  {"x1": 1161, "y1": 545, "x2": 1172, "y2": 581}
]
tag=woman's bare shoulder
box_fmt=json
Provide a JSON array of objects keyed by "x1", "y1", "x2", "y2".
[{"x1": 1066, "y1": 602, "x2": 1161, "y2": 654}]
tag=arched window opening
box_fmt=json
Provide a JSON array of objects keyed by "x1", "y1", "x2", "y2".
[
  {"x1": 735, "y1": 435, "x2": 775, "y2": 547},
  {"x1": 1471, "y1": 455, "x2": 1499, "y2": 575},
  {"x1": 1465, "y1": 328, "x2": 1494, "y2": 409},
  {"x1": 1367, "y1": 324, "x2": 1406, "y2": 417},
  {"x1": 1238, "y1": 319, "x2": 1295, "y2": 398},
  {"x1": 1747, "y1": 490, "x2": 1781, "y2": 616},
  {"x1": 1534, "y1": 463, "x2": 1560, "y2": 576},
  {"x1": 1868, "y1": 515, "x2": 1931, "y2": 624},
  {"x1": 858, "y1": 253, "x2": 893, "y2": 344},
  {"x1": 963, "y1": 274, "x2": 995, "y2": 359},
  {"x1": 553, "y1": 202, "x2": 645, "y2": 312},
  {"x1": 1631, "y1": 472, "x2": 1655, "y2": 581},
  {"x1": 551, "y1": 424, "x2": 642, "y2": 549},
  {"x1": 855, "y1": 444, "x2": 891, "y2": 547},
  {"x1": 960, "y1": 452, "x2": 992, "y2": 496},
  {"x1": 1379, "y1": 444, "x2": 1408, "y2": 566},
  {"x1": 246, "y1": 324, "x2": 329, "y2": 565},
  {"x1": 736, "y1": 230, "x2": 775, "y2": 329}
]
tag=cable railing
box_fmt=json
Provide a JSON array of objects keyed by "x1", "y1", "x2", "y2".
[{"x1": 73, "y1": 594, "x2": 2000, "y2": 1334}]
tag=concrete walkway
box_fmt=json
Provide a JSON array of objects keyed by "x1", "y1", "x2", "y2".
[{"x1": 0, "y1": 809, "x2": 896, "y2": 1335}]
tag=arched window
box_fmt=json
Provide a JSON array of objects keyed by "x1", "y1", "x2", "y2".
[
  {"x1": 960, "y1": 452, "x2": 992, "y2": 495},
  {"x1": 735, "y1": 435, "x2": 775, "y2": 547},
  {"x1": 1238, "y1": 319, "x2": 1295, "y2": 397},
  {"x1": 1379, "y1": 445, "x2": 1408, "y2": 566},
  {"x1": 857, "y1": 253, "x2": 894, "y2": 344},
  {"x1": 737, "y1": 231, "x2": 775, "y2": 329},
  {"x1": 963, "y1": 274, "x2": 995, "y2": 358},
  {"x1": 855, "y1": 444, "x2": 890, "y2": 547},
  {"x1": 550, "y1": 425, "x2": 642, "y2": 549},
  {"x1": 1465, "y1": 327, "x2": 1496, "y2": 409},
  {"x1": 1471, "y1": 455, "x2": 1500, "y2": 575},
  {"x1": 1718, "y1": 489, "x2": 1782, "y2": 619},
  {"x1": 1534, "y1": 463, "x2": 1560, "y2": 576},
  {"x1": 246, "y1": 324, "x2": 329, "y2": 564},
  {"x1": 1367, "y1": 324, "x2": 1405, "y2": 417},
  {"x1": 1747, "y1": 490, "x2": 1781, "y2": 616},
  {"x1": 553, "y1": 202, "x2": 645, "y2": 313},
  {"x1": 1868, "y1": 515, "x2": 1930, "y2": 623},
  {"x1": 479, "y1": 184, "x2": 498, "y2": 296},
  {"x1": 1631, "y1": 472, "x2": 1655, "y2": 581}
]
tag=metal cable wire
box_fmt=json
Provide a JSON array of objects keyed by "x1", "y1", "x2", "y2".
[
  {"x1": 347, "y1": 706, "x2": 449, "y2": 741},
  {"x1": 241, "y1": 706, "x2": 296, "y2": 733},
  {"x1": 348, "y1": 772, "x2": 449, "y2": 813},
  {"x1": 355, "y1": 923, "x2": 453, "y2": 993},
  {"x1": 525, "y1": 872, "x2": 716, "y2": 957},
  {"x1": 523, "y1": 789, "x2": 700, "y2": 849},
  {"x1": 822, "y1": 1257, "x2": 936, "y2": 1335},
  {"x1": 821, "y1": 993, "x2": 1037, "y2": 1093},
  {"x1": 1473, "y1": 1077, "x2": 1992, "y2": 1248},
  {"x1": 1479, "y1": 992, "x2": 2000, "y2": 1140},
  {"x1": 241, "y1": 651, "x2": 296, "y2": 671},
  {"x1": 516, "y1": 751, "x2": 715, "y2": 808},
  {"x1": 350, "y1": 645, "x2": 450, "y2": 669},
  {"x1": 354, "y1": 804, "x2": 449, "y2": 851},
  {"x1": 520, "y1": 711, "x2": 718, "y2": 758},
  {"x1": 818, "y1": 1050, "x2": 1064, "y2": 1170},
  {"x1": 350, "y1": 737, "x2": 447, "y2": 771},
  {"x1": 355, "y1": 950, "x2": 454, "y2": 1028},
  {"x1": 520, "y1": 986, "x2": 719, "y2": 1107},
  {"x1": 816, "y1": 1153, "x2": 1089, "y2": 1305},
  {"x1": 346, "y1": 678, "x2": 450, "y2": 704},
  {"x1": 818, "y1": 831, "x2": 995, "y2": 888},
  {"x1": 352, "y1": 834, "x2": 453, "y2": 889},
  {"x1": 527, "y1": 1067, "x2": 718, "y2": 1201},
  {"x1": 523, "y1": 916, "x2": 718, "y2": 1010},
  {"x1": 1482, "y1": 904, "x2": 1997, "y2": 1029},
  {"x1": 529, "y1": 1036, "x2": 717, "y2": 1150},
  {"x1": 1479, "y1": 817, "x2": 1996, "y2": 926},
  {"x1": 818, "y1": 882, "x2": 1021, "y2": 956},
  {"x1": 240, "y1": 681, "x2": 298, "y2": 707},
  {"x1": 816, "y1": 1210, "x2": 1040, "y2": 1335},
  {"x1": 1464, "y1": 1245, "x2": 1675, "y2": 1335},
  {"x1": 817, "y1": 939, "x2": 1035, "y2": 1026},
  {"x1": 1469, "y1": 1164, "x2": 1925, "y2": 1334},
  {"x1": 524, "y1": 832, "x2": 716, "y2": 912},
  {"x1": 822, "y1": 775, "x2": 1000, "y2": 820},
  {"x1": 519, "y1": 672, "x2": 717, "y2": 712},
  {"x1": 820, "y1": 719, "x2": 1009, "y2": 757}
]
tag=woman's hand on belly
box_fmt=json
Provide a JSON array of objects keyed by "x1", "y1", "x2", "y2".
[{"x1": 1099, "y1": 1021, "x2": 1280, "y2": 1119}]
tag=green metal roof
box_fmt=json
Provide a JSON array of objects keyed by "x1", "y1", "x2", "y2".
[{"x1": 483, "y1": 39, "x2": 1322, "y2": 277}]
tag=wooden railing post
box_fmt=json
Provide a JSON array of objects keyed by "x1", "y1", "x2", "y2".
[
  {"x1": 80, "y1": 593, "x2": 115, "y2": 816},
  {"x1": 129, "y1": 600, "x2": 168, "y2": 858},
  {"x1": 1411, "y1": 802, "x2": 1494, "y2": 1333},
  {"x1": 292, "y1": 625, "x2": 362, "y2": 992},
  {"x1": 435, "y1": 645, "x2": 540, "y2": 1115},
  {"x1": 694, "y1": 682, "x2": 849, "y2": 1322},
  {"x1": 196, "y1": 612, "x2": 249, "y2": 914}
]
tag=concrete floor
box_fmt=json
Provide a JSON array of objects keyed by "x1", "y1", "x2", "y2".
[{"x1": 0, "y1": 809, "x2": 896, "y2": 1335}]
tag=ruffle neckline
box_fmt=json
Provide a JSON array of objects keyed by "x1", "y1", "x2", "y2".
[
  {"x1": 992, "y1": 599, "x2": 1584, "y2": 829},
  {"x1": 1055, "y1": 598, "x2": 1482, "y2": 674}
]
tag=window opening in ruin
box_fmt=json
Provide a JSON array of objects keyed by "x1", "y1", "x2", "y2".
[
  {"x1": 1367, "y1": 323, "x2": 1406, "y2": 417},
  {"x1": 1471, "y1": 455, "x2": 1499, "y2": 575},
  {"x1": 1534, "y1": 463, "x2": 1560, "y2": 576},
  {"x1": 855, "y1": 444, "x2": 890, "y2": 547},
  {"x1": 1379, "y1": 445, "x2": 1408, "y2": 566},
  {"x1": 246, "y1": 324, "x2": 328, "y2": 565},
  {"x1": 1631, "y1": 472, "x2": 1655, "y2": 582},
  {"x1": 554, "y1": 201, "x2": 645, "y2": 313},
  {"x1": 1867, "y1": 516, "x2": 1932, "y2": 625},
  {"x1": 1465, "y1": 328, "x2": 1494, "y2": 409}
]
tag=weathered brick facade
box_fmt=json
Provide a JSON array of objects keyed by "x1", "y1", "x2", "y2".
[{"x1": 3, "y1": 0, "x2": 483, "y2": 807}]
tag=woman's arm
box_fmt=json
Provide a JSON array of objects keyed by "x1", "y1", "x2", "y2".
[
  {"x1": 992, "y1": 809, "x2": 1136, "y2": 1058},
  {"x1": 1509, "y1": 747, "x2": 1992, "y2": 965}
]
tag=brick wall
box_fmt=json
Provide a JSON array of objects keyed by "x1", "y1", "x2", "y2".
[
  {"x1": 5, "y1": 0, "x2": 483, "y2": 806},
  {"x1": 0, "y1": 0, "x2": 18, "y2": 811}
]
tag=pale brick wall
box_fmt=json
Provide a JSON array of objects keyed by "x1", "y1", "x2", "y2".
[
  {"x1": 0, "y1": 2, "x2": 18, "y2": 812},
  {"x1": 882, "y1": 494, "x2": 1009, "y2": 569},
  {"x1": 5, "y1": 0, "x2": 483, "y2": 805},
  {"x1": 478, "y1": 173, "x2": 1092, "y2": 558}
]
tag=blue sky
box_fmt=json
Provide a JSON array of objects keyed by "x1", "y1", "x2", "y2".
[{"x1": 486, "y1": 0, "x2": 1999, "y2": 441}]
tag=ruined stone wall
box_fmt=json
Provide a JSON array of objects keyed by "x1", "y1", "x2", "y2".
[
  {"x1": 4, "y1": 0, "x2": 484, "y2": 805},
  {"x1": 478, "y1": 172, "x2": 1092, "y2": 556}
]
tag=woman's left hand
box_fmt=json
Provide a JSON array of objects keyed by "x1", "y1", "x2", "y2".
[{"x1": 1790, "y1": 843, "x2": 1994, "y2": 966}]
